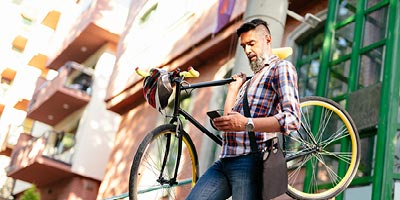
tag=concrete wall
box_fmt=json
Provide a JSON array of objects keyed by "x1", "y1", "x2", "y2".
[
  {"x1": 72, "y1": 45, "x2": 121, "y2": 181},
  {"x1": 99, "y1": 0, "x2": 329, "y2": 198}
]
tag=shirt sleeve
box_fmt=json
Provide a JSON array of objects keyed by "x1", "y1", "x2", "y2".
[{"x1": 273, "y1": 60, "x2": 301, "y2": 135}]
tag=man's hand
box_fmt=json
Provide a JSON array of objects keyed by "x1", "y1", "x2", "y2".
[
  {"x1": 213, "y1": 111, "x2": 247, "y2": 132},
  {"x1": 223, "y1": 73, "x2": 247, "y2": 116},
  {"x1": 229, "y1": 73, "x2": 247, "y2": 90}
]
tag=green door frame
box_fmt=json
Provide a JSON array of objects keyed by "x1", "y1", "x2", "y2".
[
  {"x1": 372, "y1": 0, "x2": 399, "y2": 199},
  {"x1": 315, "y1": 0, "x2": 399, "y2": 199}
]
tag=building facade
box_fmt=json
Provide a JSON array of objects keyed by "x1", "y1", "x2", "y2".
[
  {"x1": 1, "y1": 0, "x2": 399, "y2": 200},
  {"x1": 102, "y1": 0, "x2": 400, "y2": 200},
  {"x1": 0, "y1": 0, "x2": 127, "y2": 199}
]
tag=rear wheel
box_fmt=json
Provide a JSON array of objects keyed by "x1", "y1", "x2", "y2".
[
  {"x1": 129, "y1": 124, "x2": 199, "y2": 200},
  {"x1": 284, "y1": 96, "x2": 360, "y2": 199}
]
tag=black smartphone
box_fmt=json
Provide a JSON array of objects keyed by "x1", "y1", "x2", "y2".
[{"x1": 207, "y1": 110, "x2": 222, "y2": 119}]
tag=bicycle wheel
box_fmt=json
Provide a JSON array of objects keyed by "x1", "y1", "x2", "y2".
[
  {"x1": 129, "y1": 124, "x2": 199, "y2": 200},
  {"x1": 284, "y1": 96, "x2": 360, "y2": 200}
]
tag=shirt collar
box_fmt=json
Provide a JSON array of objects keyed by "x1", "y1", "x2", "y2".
[{"x1": 265, "y1": 54, "x2": 280, "y2": 67}]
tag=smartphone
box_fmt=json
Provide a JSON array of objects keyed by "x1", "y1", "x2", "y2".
[{"x1": 207, "y1": 110, "x2": 222, "y2": 119}]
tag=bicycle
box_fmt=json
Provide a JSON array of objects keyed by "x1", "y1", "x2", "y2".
[{"x1": 130, "y1": 48, "x2": 360, "y2": 200}]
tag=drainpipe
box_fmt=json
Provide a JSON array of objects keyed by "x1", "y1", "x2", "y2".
[{"x1": 232, "y1": 0, "x2": 288, "y2": 75}]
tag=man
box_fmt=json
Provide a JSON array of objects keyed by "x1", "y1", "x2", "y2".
[{"x1": 187, "y1": 18, "x2": 300, "y2": 200}]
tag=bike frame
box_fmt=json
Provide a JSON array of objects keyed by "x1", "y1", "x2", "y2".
[
  {"x1": 157, "y1": 74, "x2": 312, "y2": 186},
  {"x1": 170, "y1": 76, "x2": 236, "y2": 145},
  {"x1": 155, "y1": 76, "x2": 232, "y2": 186}
]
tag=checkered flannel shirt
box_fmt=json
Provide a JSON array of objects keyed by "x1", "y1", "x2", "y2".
[{"x1": 221, "y1": 55, "x2": 301, "y2": 158}]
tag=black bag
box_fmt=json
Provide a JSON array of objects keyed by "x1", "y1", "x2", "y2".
[
  {"x1": 261, "y1": 139, "x2": 288, "y2": 200},
  {"x1": 243, "y1": 82, "x2": 288, "y2": 200}
]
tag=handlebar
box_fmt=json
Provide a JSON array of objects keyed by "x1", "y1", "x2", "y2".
[
  {"x1": 181, "y1": 76, "x2": 252, "y2": 90},
  {"x1": 135, "y1": 67, "x2": 200, "y2": 78},
  {"x1": 180, "y1": 66, "x2": 200, "y2": 78},
  {"x1": 136, "y1": 66, "x2": 251, "y2": 90}
]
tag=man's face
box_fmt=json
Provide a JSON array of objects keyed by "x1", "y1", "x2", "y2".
[{"x1": 239, "y1": 27, "x2": 271, "y2": 72}]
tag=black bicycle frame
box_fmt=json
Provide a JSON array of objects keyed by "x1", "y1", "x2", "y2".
[
  {"x1": 155, "y1": 77, "x2": 234, "y2": 185},
  {"x1": 172, "y1": 77, "x2": 235, "y2": 145},
  {"x1": 157, "y1": 75, "x2": 314, "y2": 185}
]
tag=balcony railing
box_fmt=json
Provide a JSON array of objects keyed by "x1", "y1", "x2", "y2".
[
  {"x1": 41, "y1": 131, "x2": 75, "y2": 164},
  {"x1": 7, "y1": 130, "x2": 76, "y2": 186},
  {"x1": 27, "y1": 61, "x2": 93, "y2": 126}
]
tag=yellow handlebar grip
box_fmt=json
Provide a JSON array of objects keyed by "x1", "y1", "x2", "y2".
[
  {"x1": 180, "y1": 66, "x2": 200, "y2": 78},
  {"x1": 187, "y1": 67, "x2": 200, "y2": 77},
  {"x1": 135, "y1": 67, "x2": 150, "y2": 77}
]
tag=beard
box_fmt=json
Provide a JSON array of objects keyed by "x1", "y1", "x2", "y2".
[{"x1": 249, "y1": 56, "x2": 265, "y2": 73}]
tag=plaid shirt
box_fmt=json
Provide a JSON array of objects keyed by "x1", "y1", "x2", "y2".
[{"x1": 221, "y1": 55, "x2": 301, "y2": 158}]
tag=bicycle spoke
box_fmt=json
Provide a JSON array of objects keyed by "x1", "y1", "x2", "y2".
[
  {"x1": 286, "y1": 146, "x2": 312, "y2": 157},
  {"x1": 288, "y1": 154, "x2": 313, "y2": 184},
  {"x1": 321, "y1": 125, "x2": 349, "y2": 148},
  {"x1": 287, "y1": 132, "x2": 312, "y2": 149},
  {"x1": 307, "y1": 156, "x2": 318, "y2": 193},
  {"x1": 141, "y1": 154, "x2": 160, "y2": 177},
  {"x1": 130, "y1": 125, "x2": 198, "y2": 200},
  {"x1": 300, "y1": 107, "x2": 316, "y2": 144},
  {"x1": 314, "y1": 153, "x2": 341, "y2": 186},
  {"x1": 320, "y1": 150, "x2": 352, "y2": 164},
  {"x1": 316, "y1": 108, "x2": 334, "y2": 143},
  {"x1": 140, "y1": 139, "x2": 172, "y2": 180},
  {"x1": 286, "y1": 97, "x2": 360, "y2": 200}
]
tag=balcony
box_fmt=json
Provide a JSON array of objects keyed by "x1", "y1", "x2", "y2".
[
  {"x1": 27, "y1": 62, "x2": 93, "y2": 126},
  {"x1": 0, "y1": 144, "x2": 12, "y2": 157},
  {"x1": 7, "y1": 131, "x2": 76, "y2": 186}
]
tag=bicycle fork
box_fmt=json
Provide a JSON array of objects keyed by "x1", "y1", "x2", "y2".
[{"x1": 157, "y1": 120, "x2": 184, "y2": 186}]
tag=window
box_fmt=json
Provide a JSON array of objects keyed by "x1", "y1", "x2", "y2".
[
  {"x1": 295, "y1": 26, "x2": 325, "y2": 97},
  {"x1": 318, "y1": 0, "x2": 394, "y2": 197},
  {"x1": 335, "y1": 0, "x2": 357, "y2": 22},
  {"x1": 326, "y1": 0, "x2": 389, "y2": 100},
  {"x1": 362, "y1": 6, "x2": 388, "y2": 47}
]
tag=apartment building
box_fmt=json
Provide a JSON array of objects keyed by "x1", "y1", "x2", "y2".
[
  {"x1": 101, "y1": 0, "x2": 400, "y2": 200},
  {"x1": 1, "y1": 0, "x2": 399, "y2": 200},
  {"x1": 0, "y1": 0, "x2": 127, "y2": 199}
]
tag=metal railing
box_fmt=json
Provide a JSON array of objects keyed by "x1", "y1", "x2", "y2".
[{"x1": 41, "y1": 130, "x2": 76, "y2": 165}]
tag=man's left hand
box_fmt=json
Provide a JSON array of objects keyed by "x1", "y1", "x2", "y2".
[{"x1": 213, "y1": 111, "x2": 247, "y2": 132}]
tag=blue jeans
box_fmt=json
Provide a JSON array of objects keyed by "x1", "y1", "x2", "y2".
[{"x1": 186, "y1": 153, "x2": 262, "y2": 200}]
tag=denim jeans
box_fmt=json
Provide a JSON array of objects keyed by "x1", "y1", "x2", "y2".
[{"x1": 186, "y1": 153, "x2": 262, "y2": 200}]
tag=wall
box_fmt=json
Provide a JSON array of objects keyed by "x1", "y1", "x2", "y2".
[
  {"x1": 99, "y1": 0, "x2": 330, "y2": 199},
  {"x1": 72, "y1": 45, "x2": 121, "y2": 181},
  {"x1": 38, "y1": 176, "x2": 99, "y2": 200}
]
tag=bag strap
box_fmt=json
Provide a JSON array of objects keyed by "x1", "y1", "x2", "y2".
[{"x1": 243, "y1": 81, "x2": 258, "y2": 153}]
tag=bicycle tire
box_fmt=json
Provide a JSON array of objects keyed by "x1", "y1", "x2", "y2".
[
  {"x1": 129, "y1": 124, "x2": 199, "y2": 200},
  {"x1": 284, "y1": 96, "x2": 360, "y2": 200}
]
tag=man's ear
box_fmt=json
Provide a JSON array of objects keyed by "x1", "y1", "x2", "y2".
[{"x1": 265, "y1": 34, "x2": 272, "y2": 44}]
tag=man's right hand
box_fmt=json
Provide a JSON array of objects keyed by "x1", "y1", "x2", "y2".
[
  {"x1": 229, "y1": 73, "x2": 247, "y2": 90},
  {"x1": 223, "y1": 73, "x2": 247, "y2": 116}
]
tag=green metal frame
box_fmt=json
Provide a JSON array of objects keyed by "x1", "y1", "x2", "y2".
[
  {"x1": 296, "y1": 0, "x2": 399, "y2": 199},
  {"x1": 372, "y1": 0, "x2": 399, "y2": 199},
  {"x1": 393, "y1": 0, "x2": 400, "y2": 184}
]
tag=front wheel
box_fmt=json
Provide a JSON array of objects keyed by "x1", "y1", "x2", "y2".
[
  {"x1": 284, "y1": 96, "x2": 360, "y2": 199},
  {"x1": 129, "y1": 124, "x2": 199, "y2": 200}
]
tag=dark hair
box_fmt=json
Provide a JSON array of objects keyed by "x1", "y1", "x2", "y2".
[{"x1": 236, "y1": 18, "x2": 271, "y2": 37}]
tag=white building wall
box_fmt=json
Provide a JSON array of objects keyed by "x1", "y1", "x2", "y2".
[{"x1": 71, "y1": 47, "x2": 121, "y2": 180}]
